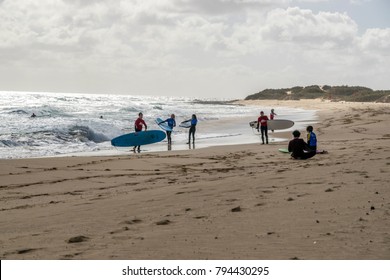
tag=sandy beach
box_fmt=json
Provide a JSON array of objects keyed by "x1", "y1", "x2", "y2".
[{"x1": 0, "y1": 99, "x2": 389, "y2": 260}]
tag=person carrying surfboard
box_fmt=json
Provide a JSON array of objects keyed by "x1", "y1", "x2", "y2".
[
  {"x1": 158, "y1": 114, "x2": 176, "y2": 145},
  {"x1": 133, "y1": 112, "x2": 147, "y2": 152},
  {"x1": 270, "y1": 109, "x2": 277, "y2": 120},
  {"x1": 270, "y1": 109, "x2": 277, "y2": 132},
  {"x1": 185, "y1": 114, "x2": 198, "y2": 145},
  {"x1": 257, "y1": 111, "x2": 269, "y2": 144},
  {"x1": 288, "y1": 130, "x2": 316, "y2": 160}
]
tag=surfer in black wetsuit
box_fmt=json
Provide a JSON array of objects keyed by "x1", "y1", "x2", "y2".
[
  {"x1": 186, "y1": 114, "x2": 197, "y2": 145},
  {"x1": 288, "y1": 130, "x2": 316, "y2": 160}
]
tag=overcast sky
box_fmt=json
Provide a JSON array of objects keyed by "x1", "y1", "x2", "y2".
[{"x1": 0, "y1": 0, "x2": 389, "y2": 98}]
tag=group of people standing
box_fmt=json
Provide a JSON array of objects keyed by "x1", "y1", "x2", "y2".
[{"x1": 132, "y1": 112, "x2": 198, "y2": 152}]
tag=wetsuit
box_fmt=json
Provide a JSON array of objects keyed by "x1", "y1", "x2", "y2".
[
  {"x1": 270, "y1": 112, "x2": 276, "y2": 132},
  {"x1": 135, "y1": 118, "x2": 147, "y2": 132},
  {"x1": 134, "y1": 118, "x2": 147, "y2": 150},
  {"x1": 160, "y1": 118, "x2": 176, "y2": 144},
  {"x1": 288, "y1": 138, "x2": 316, "y2": 159},
  {"x1": 307, "y1": 131, "x2": 317, "y2": 151},
  {"x1": 257, "y1": 115, "x2": 269, "y2": 144},
  {"x1": 188, "y1": 118, "x2": 197, "y2": 144}
]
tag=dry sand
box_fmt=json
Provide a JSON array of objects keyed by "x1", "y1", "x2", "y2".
[{"x1": 1, "y1": 99, "x2": 389, "y2": 260}]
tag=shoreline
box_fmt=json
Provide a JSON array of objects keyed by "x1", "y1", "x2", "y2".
[
  {"x1": 1, "y1": 99, "x2": 389, "y2": 259},
  {"x1": 2, "y1": 105, "x2": 315, "y2": 160}
]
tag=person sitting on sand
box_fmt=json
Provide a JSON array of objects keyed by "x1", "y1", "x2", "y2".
[
  {"x1": 306, "y1": 125, "x2": 328, "y2": 154},
  {"x1": 133, "y1": 112, "x2": 147, "y2": 152},
  {"x1": 288, "y1": 130, "x2": 316, "y2": 160},
  {"x1": 158, "y1": 114, "x2": 176, "y2": 145},
  {"x1": 257, "y1": 111, "x2": 269, "y2": 144},
  {"x1": 306, "y1": 125, "x2": 317, "y2": 151}
]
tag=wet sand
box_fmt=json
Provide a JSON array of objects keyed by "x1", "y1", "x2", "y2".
[{"x1": 0, "y1": 99, "x2": 389, "y2": 259}]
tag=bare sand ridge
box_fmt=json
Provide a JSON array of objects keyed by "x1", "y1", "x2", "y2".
[{"x1": 0, "y1": 100, "x2": 389, "y2": 259}]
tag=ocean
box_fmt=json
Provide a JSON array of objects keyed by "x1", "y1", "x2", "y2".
[{"x1": 0, "y1": 91, "x2": 317, "y2": 159}]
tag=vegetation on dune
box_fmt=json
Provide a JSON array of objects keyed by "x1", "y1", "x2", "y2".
[{"x1": 245, "y1": 85, "x2": 390, "y2": 103}]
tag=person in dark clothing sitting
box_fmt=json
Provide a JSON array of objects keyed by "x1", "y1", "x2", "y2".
[{"x1": 288, "y1": 130, "x2": 316, "y2": 160}]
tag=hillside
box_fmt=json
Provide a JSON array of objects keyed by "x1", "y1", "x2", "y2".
[{"x1": 245, "y1": 85, "x2": 390, "y2": 103}]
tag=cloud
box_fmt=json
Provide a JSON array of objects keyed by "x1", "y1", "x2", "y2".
[
  {"x1": 170, "y1": 0, "x2": 284, "y2": 15},
  {"x1": 0, "y1": 0, "x2": 389, "y2": 96},
  {"x1": 260, "y1": 7, "x2": 358, "y2": 48},
  {"x1": 359, "y1": 28, "x2": 390, "y2": 54},
  {"x1": 349, "y1": 0, "x2": 373, "y2": 4}
]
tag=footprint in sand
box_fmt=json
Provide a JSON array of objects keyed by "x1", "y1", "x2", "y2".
[
  {"x1": 231, "y1": 206, "x2": 242, "y2": 212},
  {"x1": 67, "y1": 236, "x2": 89, "y2": 243},
  {"x1": 110, "y1": 227, "x2": 130, "y2": 234},
  {"x1": 17, "y1": 248, "x2": 37, "y2": 254},
  {"x1": 121, "y1": 219, "x2": 142, "y2": 225},
  {"x1": 193, "y1": 216, "x2": 208, "y2": 219},
  {"x1": 156, "y1": 219, "x2": 171, "y2": 225}
]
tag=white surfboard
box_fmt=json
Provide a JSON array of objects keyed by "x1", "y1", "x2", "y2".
[
  {"x1": 179, "y1": 120, "x2": 192, "y2": 128},
  {"x1": 155, "y1": 117, "x2": 173, "y2": 131},
  {"x1": 249, "y1": 119, "x2": 294, "y2": 130}
]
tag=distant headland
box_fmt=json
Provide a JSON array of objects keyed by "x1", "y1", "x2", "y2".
[{"x1": 245, "y1": 85, "x2": 390, "y2": 103}]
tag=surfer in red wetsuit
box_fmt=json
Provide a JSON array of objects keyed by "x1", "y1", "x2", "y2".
[
  {"x1": 257, "y1": 111, "x2": 269, "y2": 144},
  {"x1": 133, "y1": 112, "x2": 147, "y2": 152}
]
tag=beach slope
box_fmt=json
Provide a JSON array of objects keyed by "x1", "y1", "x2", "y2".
[{"x1": 1, "y1": 100, "x2": 389, "y2": 259}]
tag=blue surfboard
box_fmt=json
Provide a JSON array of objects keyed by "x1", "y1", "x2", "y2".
[
  {"x1": 155, "y1": 117, "x2": 172, "y2": 131},
  {"x1": 111, "y1": 130, "x2": 166, "y2": 147}
]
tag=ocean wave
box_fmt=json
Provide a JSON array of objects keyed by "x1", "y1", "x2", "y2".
[
  {"x1": 0, "y1": 125, "x2": 110, "y2": 149},
  {"x1": 68, "y1": 125, "x2": 110, "y2": 143},
  {"x1": 0, "y1": 139, "x2": 21, "y2": 147},
  {"x1": 8, "y1": 109, "x2": 29, "y2": 115}
]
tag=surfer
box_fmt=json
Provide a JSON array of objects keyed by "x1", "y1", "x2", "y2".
[
  {"x1": 257, "y1": 111, "x2": 269, "y2": 144},
  {"x1": 186, "y1": 114, "x2": 197, "y2": 145},
  {"x1": 270, "y1": 109, "x2": 277, "y2": 120},
  {"x1": 158, "y1": 114, "x2": 176, "y2": 145},
  {"x1": 306, "y1": 125, "x2": 317, "y2": 151},
  {"x1": 288, "y1": 130, "x2": 316, "y2": 159},
  {"x1": 270, "y1": 109, "x2": 277, "y2": 132},
  {"x1": 31, "y1": 113, "x2": 37, "y2": 118},
  {"x1": 133, "y1": 112, "x2": 147, "y2": 152},
  {"x1": 306, "y1": 126, "x2": 328, "y2": 154}
]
